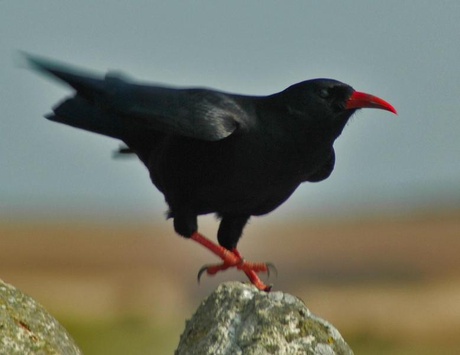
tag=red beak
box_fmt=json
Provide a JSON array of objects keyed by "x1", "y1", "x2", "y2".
[{"x1": 346, "y1": 91, "x2": 397, "y2": 115}]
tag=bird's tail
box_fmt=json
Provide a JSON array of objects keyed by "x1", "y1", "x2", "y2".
[
  {"x1": 24, "y1": 53, "x2": 143, "y2": 142},
  {"x1": 24, "y1": 53, "x2": 105, "y2": 101}
]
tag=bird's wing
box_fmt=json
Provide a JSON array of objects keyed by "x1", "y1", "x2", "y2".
[{"x1": 107, "y1": 75, "x2": 244, "y2": 141}]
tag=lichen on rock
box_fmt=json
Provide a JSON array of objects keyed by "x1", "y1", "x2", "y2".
[
  {"x1": 0, "y1": 279, "x2": 82, "y2": 355},
  {"x1": 176, "y1": 282, "x2": 353, "y2": 355}
]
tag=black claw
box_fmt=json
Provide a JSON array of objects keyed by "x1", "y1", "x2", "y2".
[
  {"x1": 266, "y1": 263, "x2": 278, "y2": 279},
  {"x1": 197, "y1": 265, "x2": 210, "y2": 284}
]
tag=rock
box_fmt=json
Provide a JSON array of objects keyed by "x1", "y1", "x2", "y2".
[
  {"x1": 176, "y1": 282, "x2": 353, "y2": 355},
  {"x1": 0, "y1": 279, "x2": 82, "y2": 355}
]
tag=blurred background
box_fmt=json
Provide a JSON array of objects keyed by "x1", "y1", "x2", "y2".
[{"x1": 1, "y1": 1, "x2": 459, "y2": 354}]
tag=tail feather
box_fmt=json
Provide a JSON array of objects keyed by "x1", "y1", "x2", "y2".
[
  {"x1": 25, "y1": 53, "x2": 145, "y2": 142},
  {"x1": 48, "y1": 96, "x2": 149, "y2": 142},
  {"x1": 24, "y1": 53, "x2": 104, "y2": 100},
  {"x1": 47, "y1": 96, "x2": 122, "y2": 139}
]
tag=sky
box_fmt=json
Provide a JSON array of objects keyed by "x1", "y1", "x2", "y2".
[{"x1": 1, "y1": 1, "x2": 459, "y2": 222}]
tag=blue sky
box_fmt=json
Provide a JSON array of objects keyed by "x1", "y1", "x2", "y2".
[{"x1": 1, "y1": 1, "x2": 459, "y2": 221}]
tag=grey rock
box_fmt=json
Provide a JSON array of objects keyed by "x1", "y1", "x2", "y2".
[
  {"x1": 176, "y1": 282, "x2": 353, "y2": 355},
  {"x1": 0, "y1": 279, "x2": 82, "y2": 355}
]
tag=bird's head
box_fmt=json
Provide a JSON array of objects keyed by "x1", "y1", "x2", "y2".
[{"x1": 280, "y1": 78, "x2": 396, "y2": 138}]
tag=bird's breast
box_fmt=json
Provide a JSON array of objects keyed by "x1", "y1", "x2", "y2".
[{"x1": 146, "y1": 131, "x2": 332, "y2": 216}]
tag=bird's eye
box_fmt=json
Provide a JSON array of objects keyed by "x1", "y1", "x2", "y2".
[{"x1": 319, "y1": 88, "x2": 330, "y2": 99}]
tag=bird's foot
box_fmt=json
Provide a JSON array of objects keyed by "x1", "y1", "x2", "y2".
[
  {"x1": 197, "y1": 258, "x2": 275, "y2": 292},
  {"x1": 191, "y1": 232, "x2": 276, "y2": 292}
]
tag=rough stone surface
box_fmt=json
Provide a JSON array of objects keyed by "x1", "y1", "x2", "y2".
[
  {"x1": 176, "y1": 282, "x2": 353, "y2": 355},
  {"x1": 0, "y1": 279, "x2": 82, "y2": 355}
]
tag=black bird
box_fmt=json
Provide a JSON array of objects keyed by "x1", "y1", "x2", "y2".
[{"x1": 26, "y1": 54, "x2": 396, "y2": 291}]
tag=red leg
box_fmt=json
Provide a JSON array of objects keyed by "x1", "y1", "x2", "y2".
[{"x1": 191, "y1": 232, "x2": 273, "y2": 291}]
